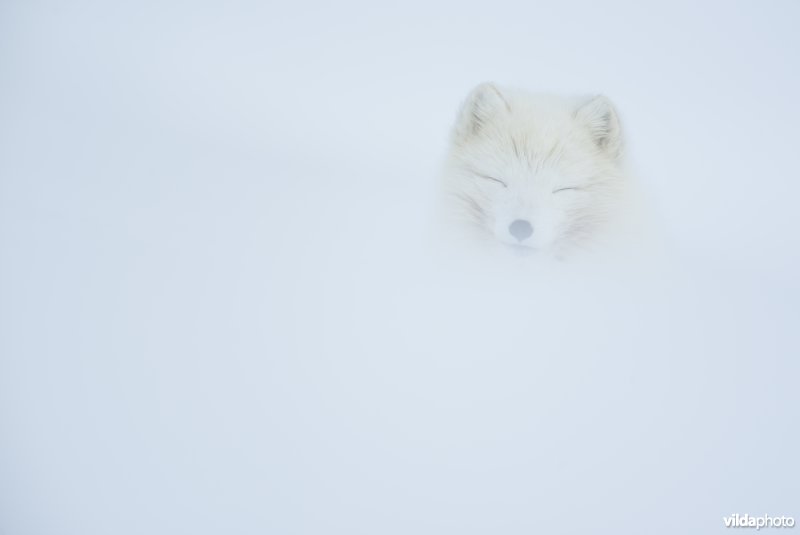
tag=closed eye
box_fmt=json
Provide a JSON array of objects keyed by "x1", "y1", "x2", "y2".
[
  {"x1": 476, "y1": 173, "x2": 507, "y2": 188},
  {"x1": 552, "y1": 186, "x2": 583, "y2": 193}
]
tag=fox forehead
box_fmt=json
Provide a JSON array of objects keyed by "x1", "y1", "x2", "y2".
[
  {"x1": 453, "y1": 132, "x2": 599, "y2": 189},
  {"x1": 452, "y1": 111, "x2": 602, "y2": 178}
]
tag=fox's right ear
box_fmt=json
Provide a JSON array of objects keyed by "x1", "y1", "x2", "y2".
[
  {"x1": 451, "y1": 83, "x2": 509, "y2": 144},
  {"x1": 575, "y1": 95, "x2": 623, "y2": 158}
]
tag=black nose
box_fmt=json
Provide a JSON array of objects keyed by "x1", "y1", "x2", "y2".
[{"x1": 509, "y1": 219, "x2": 533, "y2": 241}]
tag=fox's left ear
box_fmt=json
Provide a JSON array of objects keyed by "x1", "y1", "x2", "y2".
[
  {"x1": 451, "y1": 82, "x2": 510, "y2": 144},
  {"x1": 575, "y1": 95, "x2": 622, "y2": 158}
]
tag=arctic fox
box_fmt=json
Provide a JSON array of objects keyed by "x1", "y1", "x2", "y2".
[{"x1": 441, "y1": 83, "x2": 636, "y2": 258}]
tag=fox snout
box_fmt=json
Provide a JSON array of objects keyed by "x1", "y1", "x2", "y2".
[{"x1": 508, "y1": 219, "x2": 533, "y2": 242}]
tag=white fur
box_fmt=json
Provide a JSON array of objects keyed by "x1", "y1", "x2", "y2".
[{"x1": 441, "y1": 83, "x2": 637, "y2": 259}]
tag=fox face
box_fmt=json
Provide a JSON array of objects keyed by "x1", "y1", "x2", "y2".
[{"x1": 442, "y1": 83, "x2": 628, "y2": 256}]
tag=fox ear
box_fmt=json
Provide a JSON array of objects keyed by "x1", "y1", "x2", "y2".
[
  {"x1": 452, "y1": 83, "x2": 510, "y2": 143},
  {"x1": 575, "y1": 95, "x2": 622, "y2": 158}
]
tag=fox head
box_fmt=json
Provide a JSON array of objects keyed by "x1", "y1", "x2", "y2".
[{"x1": 442, "y1": 83, "x2": 629, "y2": 256}]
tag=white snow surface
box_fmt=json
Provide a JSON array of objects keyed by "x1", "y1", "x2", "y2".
[{"x1": 1, "y1": 1, "x2": 798, "y2": 534}]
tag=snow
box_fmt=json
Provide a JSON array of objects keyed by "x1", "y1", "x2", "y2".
[{"x1": 1, "y1": 1, "x2": 798, "y2": 533}]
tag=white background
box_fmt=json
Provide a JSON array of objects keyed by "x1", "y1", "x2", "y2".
[{"x1": 1, "y1": 1, "x2": 798, "y2": 533}]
